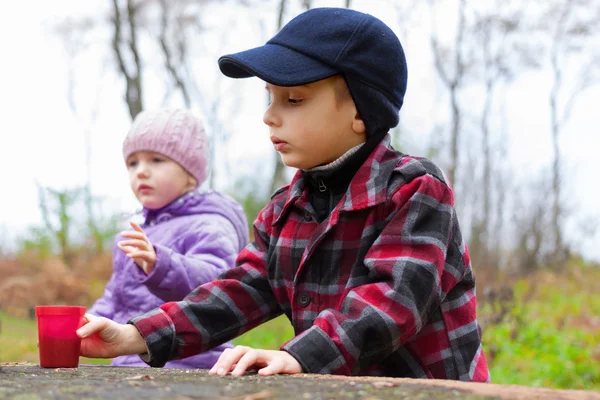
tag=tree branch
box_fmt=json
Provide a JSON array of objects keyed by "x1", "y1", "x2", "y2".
[
  {"x1": 277, "y1": 0, "x2": 286, "y2": 30},
  {"x1": 111, "y1": 0, "x2": 131, "y2": 83},
  {"x1": 159, "y1": 0, "x2": 191, "y2": 107}
]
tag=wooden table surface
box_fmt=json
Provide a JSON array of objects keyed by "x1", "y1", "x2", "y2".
[{"x1": 0, "y1": 363, "x2": 598, "y2": 400}]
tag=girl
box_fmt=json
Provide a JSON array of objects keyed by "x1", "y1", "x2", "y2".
[{"x1": 89, "y1": 108, "x2": 249, "y2": 368}]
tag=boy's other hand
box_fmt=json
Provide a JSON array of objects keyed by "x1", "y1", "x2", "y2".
[
  {"x1": 118, "y1": 221, "x2": 157, "y2": 274},
  {"x1": 77, "y1": 313, "x2": 148, "y2": 358},
  {"x1": 209, "y1": 346, "x2": 302, "y2": 377}
]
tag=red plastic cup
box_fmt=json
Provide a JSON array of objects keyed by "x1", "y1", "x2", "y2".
[{"x1": 36, "y1": 306, "x2": 86, "y2": 368}]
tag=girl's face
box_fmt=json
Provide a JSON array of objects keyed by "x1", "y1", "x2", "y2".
[{"x1": 126, "y1": 151, "x2": 197, "y2": 209}]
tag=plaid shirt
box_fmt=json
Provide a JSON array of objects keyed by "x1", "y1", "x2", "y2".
[{"x1": 131, "y1": 136, "x2": 489, "y2": 382}]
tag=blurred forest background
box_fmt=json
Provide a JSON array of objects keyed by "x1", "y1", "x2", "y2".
[{"x1": 0, "y1": 0, "x2": 599, "y2": 390}]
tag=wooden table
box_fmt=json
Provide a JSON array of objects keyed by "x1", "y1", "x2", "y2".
[{"x1": 0, "y1": 363, "x2": 598, "y2": 400}]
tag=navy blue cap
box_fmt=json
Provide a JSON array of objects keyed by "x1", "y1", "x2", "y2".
[{"x1": 218, "y1": 7, "x2": 408, "y2": 136}]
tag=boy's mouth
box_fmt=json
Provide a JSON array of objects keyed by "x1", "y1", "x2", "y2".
[{"x1": 270, "y1": 136, "x2": 288, "y2": 151}]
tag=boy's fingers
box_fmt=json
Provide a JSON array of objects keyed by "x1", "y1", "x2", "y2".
[
  {"x1": 210, "y1": 349, "x2": 299, "y2": 377},
  {"x1": 258, "y1": 363, "x2": 280, "y2": 376},
  {"x1": 84, "y1": 313, "x2": 97, "y2": 321},
  {"x1": 213, "y1": 346, "x2": 250, "y2": 375},
  {"x1": 77, "y1": 314, "x2": 106, "y2": 338},
  {"x1": 209, "y1": 349, "x2": 229, "y2": 374},
  {"x1": 231, "y1": 350, "x2": 259, "y2": 376}
]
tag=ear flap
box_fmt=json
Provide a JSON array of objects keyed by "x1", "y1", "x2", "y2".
[{"x1": 346, "y1": 79, "x2": 401, "y2": 136}]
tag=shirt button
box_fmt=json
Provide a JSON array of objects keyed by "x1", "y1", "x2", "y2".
[
  {"x1": 304, "y1": 212, "x2": 312, "y2": 221},
  {"x1": 298, "y1": 293, "x2": 311, "y2": 307}
]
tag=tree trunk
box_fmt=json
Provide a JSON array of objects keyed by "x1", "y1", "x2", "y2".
[
  {"x1": 550, "y1": 44, "x2": 563, "y2": 264},
  {"x1": 111, "y1": 0, "x2": 143, "y2": 120},
  {"x1": 448, "y1": 0, "x2": 466, "y2": 187},
  {"x1": 430, "y1": 0, "x2": 467, "y2": 188},
  {"x1": 478, "y1": 77, "x2": 494, "y2": 264},
  {"x1": 158, "y1": 0, "x2": 191, "y2": 108},
  {"x1": 448, "y1": 83, "x2": 460, "y2": 187}
]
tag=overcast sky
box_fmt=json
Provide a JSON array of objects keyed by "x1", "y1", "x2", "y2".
[{"x1": 1, "y1": 0, "x2": 598, "y2": 260}]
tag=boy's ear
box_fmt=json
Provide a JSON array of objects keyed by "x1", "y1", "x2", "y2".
[{"x1": 352, "y1": 112, "x2": 366, "y2": 135}]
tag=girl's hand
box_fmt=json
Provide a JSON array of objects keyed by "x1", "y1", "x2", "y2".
[
  {"x1": 118, "y1": 221, "x2": 157, "y2": 274},
  {"x1": 77, "y1": 314, "x2": 148, "y2": 358},
  {"x1": 209, "y1": 346, "x2": 303, "y2": 377}
]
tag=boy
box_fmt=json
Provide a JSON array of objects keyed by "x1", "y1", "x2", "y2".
[{"x1": 78, "y1": 8, "x2": 489, "y2": 381}]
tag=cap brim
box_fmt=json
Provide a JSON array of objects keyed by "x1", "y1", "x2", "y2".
[{"x1": 218, "y1": 43, "x2": 339, "y2": 86}]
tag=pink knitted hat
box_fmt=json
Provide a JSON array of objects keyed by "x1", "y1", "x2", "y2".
[{"x1": 122, "y1": 109, "x2": 210, "y2": 186}]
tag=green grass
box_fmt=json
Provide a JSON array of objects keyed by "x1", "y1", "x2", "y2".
[
  {"x1": 482, "y1": 276, "x2": 600, "y2": 390},
  {"x1": 0, "y1": 312, "x2": 38, "y2": 363},
  {"x1": 233, "y1": 316, "x2": 295, "y2": 349}
]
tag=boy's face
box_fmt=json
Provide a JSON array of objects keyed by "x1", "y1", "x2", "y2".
[
  {"x1": 126, "y1": 151, "x2": 197, "y2": 209},
  {"x1": 264, "y1": 75, "x2": 366, "y2": 169}
]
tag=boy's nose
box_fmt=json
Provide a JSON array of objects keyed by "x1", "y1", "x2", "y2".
[{"x1": 263, "y1": 105, "x2": 281, "y2": 127}]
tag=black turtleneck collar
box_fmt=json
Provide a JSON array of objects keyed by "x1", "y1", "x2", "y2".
[{"x1": 301, "y1": 131, "x2": 387, "y2": 222}]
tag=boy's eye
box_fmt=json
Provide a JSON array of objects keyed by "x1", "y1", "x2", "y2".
[
  {"x1": 127, "y1": 160, "x2": 138, "y2": 168},
  {"x1": 288, "y1": 98, "x2": 302, "y2": 104},
  {"x1": 152, "y1": 157, "x2": 164, "y2": 163}
]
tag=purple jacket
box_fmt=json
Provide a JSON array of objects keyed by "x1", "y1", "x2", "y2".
[{"x1": 89, "y1": 190, "x2": 249, "y2": 368}]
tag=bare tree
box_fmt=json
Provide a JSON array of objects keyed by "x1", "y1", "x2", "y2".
[
  {"x1": 111, "y1": 0, "x2": 144, "y2": 119},
  {"x1": 158, "y1": 0, "x2": 192, "y2": 108},
  {"x1": 468, "y1": 2, "x2": 539, "y2": 268},
  {"x1": 511, "y1": 175, "x2": 554, "y2": 273},
  {"x1": 539, "y1": 0, "x2": 600, "y2": 264},
  {"x1": 429, "y1": 0, "x2": 469, "y2": 188}
]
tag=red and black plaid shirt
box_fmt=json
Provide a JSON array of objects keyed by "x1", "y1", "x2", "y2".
[{"x1": 131, "y1": 136, "x2": 489, "y2": 381}]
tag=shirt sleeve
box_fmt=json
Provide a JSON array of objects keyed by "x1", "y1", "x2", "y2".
[
  {"x1": 142, "y1": 215, "x2": 243, "y2": 302},
  {"x1": 282, "y1": 174, "x2": 467, "y2": 374},
  {"x1": 129, "y1": 205, "x2": 282, "y2": 367}
]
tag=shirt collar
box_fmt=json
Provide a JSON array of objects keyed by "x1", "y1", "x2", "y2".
[{"x1": 273, "y1": 134, "x2": 402, "y2": 225}]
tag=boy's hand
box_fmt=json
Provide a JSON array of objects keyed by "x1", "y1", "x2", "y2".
[
  {"x1": 118, "y1": 221, "x2": 157, "y2": 274},
  {"x1": 209, "y1": 346, "x2": 303, "y2": 376},
  {"x1": 76, "y1": 313, "x2": 148, "y2": 358}
]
